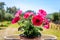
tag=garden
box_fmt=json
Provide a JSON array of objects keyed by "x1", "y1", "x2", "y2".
[{"x1": 0, "y1": 2, "x2": 60, "y2": 40}]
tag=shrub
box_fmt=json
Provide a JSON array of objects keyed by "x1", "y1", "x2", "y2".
[{"x1": 4, "y1": 13, "x2": 13, "y2": 21}]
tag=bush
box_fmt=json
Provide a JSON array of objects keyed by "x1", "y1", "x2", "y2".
[{"x1": 4, "y1": 13, "x2": 13, "y2": 21}]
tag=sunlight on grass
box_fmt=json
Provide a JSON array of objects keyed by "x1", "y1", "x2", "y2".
[{"x1": 9, "y1": 23, "x2": 19, "y2": 28}]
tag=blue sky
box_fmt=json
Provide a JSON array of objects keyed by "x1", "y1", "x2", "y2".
[{"x1": 0, "y1": 0, "x2": 60, "y2": 14}]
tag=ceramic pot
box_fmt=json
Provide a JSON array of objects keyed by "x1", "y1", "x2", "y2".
[{"x1": 20, "y1": 36, "x2": 42, "y2": 40}]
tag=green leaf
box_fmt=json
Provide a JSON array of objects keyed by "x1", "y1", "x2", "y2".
[
  {"x1": 18, "y1": 26, "x2": 25, "y2": 31},
  {"x1": 36, "y1": 27, "x2": 43, "y2": 31}
]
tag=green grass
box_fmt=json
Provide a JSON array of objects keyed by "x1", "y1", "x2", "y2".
[
  {"x1": 0, "y1": 21, "x2": 19, "y2": 28},
  {"x1": 41, "y1": 29, "x2": 60, "y2": 40},
  {"x1": 9, "y1": 23, "x2": 19, "y2": 28},
  {"x1": 0, "y1": 21, "x2": 11, "y2": 27}
]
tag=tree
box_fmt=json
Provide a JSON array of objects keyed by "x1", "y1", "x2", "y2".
[
  {"x1": 25, "y1": 10, "x2": 36, "y2": 14},
  {"x1": 0, "y1": 2, "x2": 5, "y2": 21},
  {"x1": 6, "y1": 6, "x2": 17, "y2": 15},
  {"x1": 53, "y1": 12, "x2": 59, "y2": 21},
  {"x1": 0, "y1": 2, "x2": 5, "y2": 9},
  {"x1": 58, "y1": 11, "x2": 60, "y2": 20}
]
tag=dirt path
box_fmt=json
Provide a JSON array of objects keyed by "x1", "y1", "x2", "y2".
[{"x1": 0, "y1": 27, "x2": 18, "y2": 40}]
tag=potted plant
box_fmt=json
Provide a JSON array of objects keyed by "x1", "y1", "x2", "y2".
[{"x1": 11, "y1": 9, "x2": 50, "y2": 40}]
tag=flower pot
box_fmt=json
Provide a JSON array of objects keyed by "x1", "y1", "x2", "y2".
[
  {"x1": 4, "y1": 34, "x2": 57, "y2": 40},
  {"x1": 20, "y1": 35, "x2": 42, "y2": 40}
]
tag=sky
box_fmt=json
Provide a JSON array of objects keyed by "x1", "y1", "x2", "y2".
[{"x1": 0, "y1": 0, "x2": 60, "y2": 14}]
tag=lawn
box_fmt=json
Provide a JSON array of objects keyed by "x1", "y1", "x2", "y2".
[
  {"x1": 42, "y1": 29, "x2": 60, "y2": 40},
  {"x1": 0, "y1": 21, "x2": 60, "y2": 40}
]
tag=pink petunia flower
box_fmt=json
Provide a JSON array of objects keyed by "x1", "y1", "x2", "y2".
[
  {"x1": 15, "y1": 10, "x2": 22, "y2": 17},
  {"x1": 24, "y1": 12, "x2": 34, "y2": 19},
  {"x1": 43, "y1": 19, "x2": 50, "y2": 29},
  {"x1": 12, "y1": 17, "x2": 20, "y2": 24},
  {"x1": 44, "y1": 19, "x2": 49, "y2": 24},
  {"x1": 24, "y1": 13, "x2": 30, "y2": 19},
  {"x1": 38, "y1": 9, "x2": 47, "y2": 17},
  {"x1": 32, "y1": 15, "x2": 43, "y2": 26},
  {"x1": 44, "y1": 24, "x2": 49, "y2": 29}
]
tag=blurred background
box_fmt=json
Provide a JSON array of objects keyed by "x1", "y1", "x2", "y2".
[{"x1": 0, "y1": 0, "x2": 60, "y2": 40}]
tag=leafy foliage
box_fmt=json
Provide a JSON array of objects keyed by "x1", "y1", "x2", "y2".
[{"x1": 18, "y1": 19, "x2": 42, "y2": 38}]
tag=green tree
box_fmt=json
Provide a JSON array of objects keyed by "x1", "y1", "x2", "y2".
[
  {"x1": 0, "y1": 2, "x2": 5, "y2": 9},
  {"x1": 25, "y1": 10, "x2": 36, "y2": 15},
  {"x1": 53, "y1": 12, "x2": 59, "y2": 21},
  {"x1": 0, "y1": 2, "x2": 5, "y2": 21},
  {"x1": 58, "y1": 12, "x2": 60, "y2": 20},
  {"x1": 6, "y1": 6, "x2": 17, "y2": 15}
]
